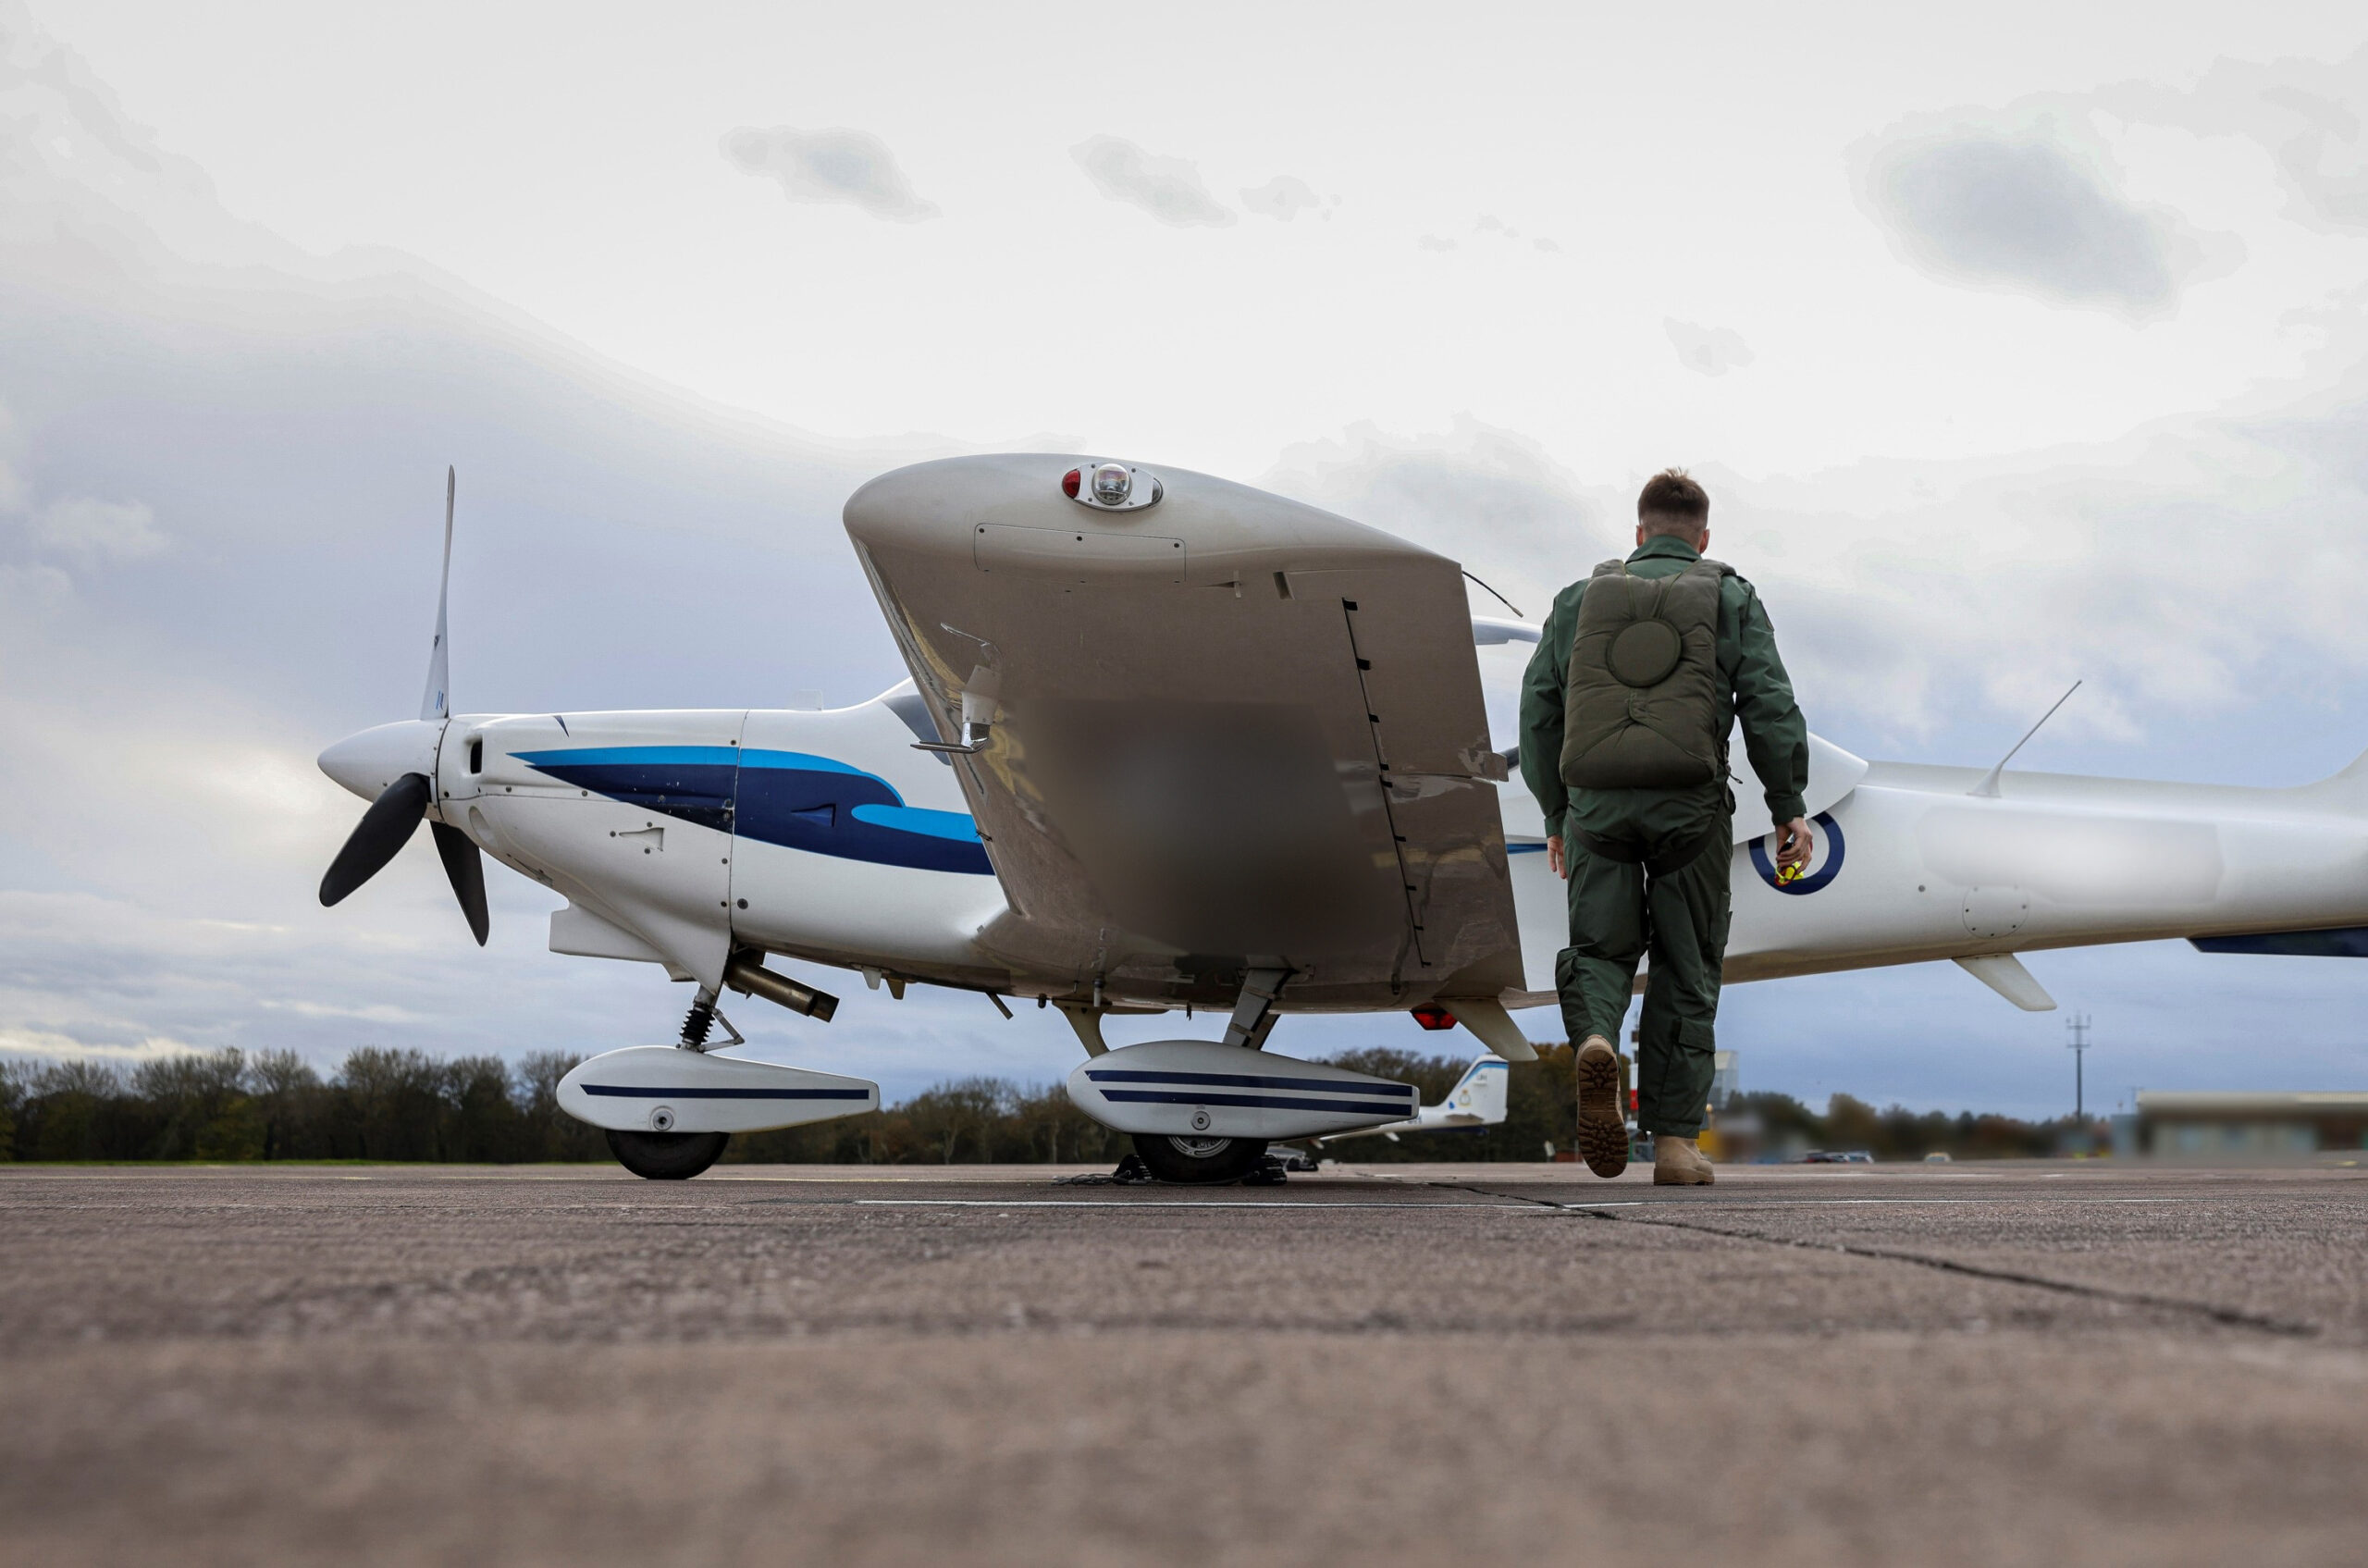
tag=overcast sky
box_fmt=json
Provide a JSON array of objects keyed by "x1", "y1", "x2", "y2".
[{"x1": 6, "y1": 0, "x2": 2368, "y2": 1117}]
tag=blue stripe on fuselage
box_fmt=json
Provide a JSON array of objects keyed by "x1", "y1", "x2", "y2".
[{"x1": 512, "y1": 745, "x2": 993, "y2": 875}]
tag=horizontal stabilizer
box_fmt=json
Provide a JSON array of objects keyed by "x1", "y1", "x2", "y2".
[
  {"x1": 2190, "y1": 927, "x2": 2368, "y2": 957},
  {"x1": 1953, "y1": 953, "x2": 2056, "y2": 1011}
]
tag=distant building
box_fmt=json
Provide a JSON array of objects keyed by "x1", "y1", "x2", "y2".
[
  {"x1": 2135, "y1": 1092, "x2": 2368, "y2": 1156},
  {"x1": 1710, "y1": 1050, "x2": 1738, "y2": 1110}
]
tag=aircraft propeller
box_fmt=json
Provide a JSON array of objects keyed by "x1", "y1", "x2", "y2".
[{"x1": 315, "y1": 467, "x2": 490, "y2": 945}]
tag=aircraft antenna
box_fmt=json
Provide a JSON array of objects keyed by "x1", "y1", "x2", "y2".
[
  {"x1": 1970, "y1": 679, "x2": 2080, "y2": 797},
  {"x1": 1462, "y1": 570, "x2": 1524, "y2": 619}
]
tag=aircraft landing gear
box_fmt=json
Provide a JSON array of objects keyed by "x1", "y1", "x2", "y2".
[
  {"x1": 606, "y1": 1128, "x2": 730, "y2": 1179},
  {"x1": 1128, "y1": 1132, "x2": 1271, "y2": 1185}
]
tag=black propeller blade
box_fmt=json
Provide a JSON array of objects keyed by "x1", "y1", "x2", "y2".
[
  {"x1": 431, "y1": 821, "x2": 490, "y2": 946},
  {"x1": 318, "y1": 468, "x2": 490, "y2": 946},
  {"x1": 318, "y1": 772, "x2": 431, "y2": 907}
]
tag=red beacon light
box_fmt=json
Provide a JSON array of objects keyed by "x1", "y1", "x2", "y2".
[
  {"x1": 1061, "y1": 467, "x2": 1081, "y2": 499},
  {"x1": 1411, "y1": 1004, "x2": 1457, "y2": 1031}
]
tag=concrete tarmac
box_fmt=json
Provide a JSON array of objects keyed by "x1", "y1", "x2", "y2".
[{"x1": 4, "y1": 1159, "x2": 2364, "y2": 1566}]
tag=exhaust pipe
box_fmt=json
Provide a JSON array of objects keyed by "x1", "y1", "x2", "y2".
[{"x1": 723, "y1": 952, "x2": 840, "y2": 1022}]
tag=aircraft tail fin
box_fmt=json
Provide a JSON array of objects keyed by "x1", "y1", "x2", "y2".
[
  {"x1": 1435, "y1": 1056, "x2": 1509, "y2": 1124},
  {"x1": 2307, "y1": 745, "x2": 2368, "y2": 811}
]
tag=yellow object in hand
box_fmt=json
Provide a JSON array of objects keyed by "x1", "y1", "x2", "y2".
[{"x1": 1776, "y1": 860, "x2": 1804, "y2": 884}]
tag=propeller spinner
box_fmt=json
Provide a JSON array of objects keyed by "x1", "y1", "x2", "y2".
[{"x1": 315, "y1": 467, "x2": 490, "y2": 945}]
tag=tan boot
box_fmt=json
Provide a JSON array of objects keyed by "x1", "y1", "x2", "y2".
[
  {"x1": 1573, "y1": 1036, "x2": 1629, "y2": 1178},
  {"x1": 1653, "y1": 1134, "x2": 1716, "y2": 1186}
]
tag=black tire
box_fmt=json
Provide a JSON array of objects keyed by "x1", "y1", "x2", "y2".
[
  {"x1": 606, "y1": 1129, "x2": 730, "y2": 1179},
  {"x1": 1128, "y1": 1131, "x2": 1270, "y2": 1185}
]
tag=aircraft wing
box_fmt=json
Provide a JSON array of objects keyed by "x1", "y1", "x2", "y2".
[{"x1": 844, "y1": 454, "x2": 1523, "y2": 1011}]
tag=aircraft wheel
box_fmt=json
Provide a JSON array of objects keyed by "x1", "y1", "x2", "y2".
[
  {"x1": 1128, "y1": 1132, "x2": 1270, "y2": 1184},
  {"x1": 606, "y1": 1128, "x2": 730, "y2": 1179}
]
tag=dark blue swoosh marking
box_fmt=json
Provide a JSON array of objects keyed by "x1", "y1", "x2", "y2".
[
  {"x1": 581, "y1": 1085, "x2": 873, "y2": 1101},
  {"x1": 512, "y1": 745, "x2": 993, "y2": 876},
  {"x1": 734, "y1": 756, "x2": 992, "y2": 874},
  {"x1": 513, "y1": 747, "x2": 738, "y2": 833},
  {"x1": 2190, "y1": 926, "x2": 2368, "y2": 957},
  {"x1": 1099, "y1": 1091, "x2": 1417, "y2": 1116},
  {"x1": 1086, "y1": 1068, "x2": 1412, "y2": 1098},
  {"x1": 1749, "y1": 810, "x2": 1845, "y2": 895}
]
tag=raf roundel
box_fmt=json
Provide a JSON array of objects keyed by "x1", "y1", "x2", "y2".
[{"x1": 1749, "y1": 810, "x2": 1845, "y2": 895}]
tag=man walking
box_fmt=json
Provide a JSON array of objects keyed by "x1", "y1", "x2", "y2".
[{"x1": 1519, "y1": 470, "x2": 1812, "y2": 1185}]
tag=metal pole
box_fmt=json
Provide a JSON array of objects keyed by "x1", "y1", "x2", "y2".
[{"x1": 2066, "y1": 1014, "x2": 2091, "y2": 1123}]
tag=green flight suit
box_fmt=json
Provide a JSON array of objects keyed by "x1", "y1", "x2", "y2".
[{"x1": 1518, "y1": 535, "x2": 1809, "y2": 1137}]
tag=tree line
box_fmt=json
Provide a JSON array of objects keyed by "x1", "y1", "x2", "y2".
[{"x1": 0, "y1": 1043, "x2": 2082, "y2": 1164}]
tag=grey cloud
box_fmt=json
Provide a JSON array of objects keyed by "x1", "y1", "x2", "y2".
[
  {"x1": 1417, "y1": 234, "x2": 1457, "y2": 252},
  {"x1": 33, "y1": 496, "x2": 166, "y2": 563},
  {"x1": 1856, "y1": 125, "x2": 2234, "y2": 320},
  {"x1": 1473, "y1": 216, "x2": 1561, "y2": 251},
  {"x1": 2260, "y1": 82, "x2": 2368, "y2": 229},
  {"x1": 2095, "y1": 51, "x2": 2368, "y2": 234},
  {"x1": 1663, "y1": 318, "x2": 1755, "y2": 377},
  {"x1": 1240, "y1": 175, "x2": 1319, "y2": 221},
  {"x1": 722, "y1": 126, "x2": 939, "y2": 222},
  {"x1": 1070, "y1": 135, "x2": 1235, "y2": 228}
]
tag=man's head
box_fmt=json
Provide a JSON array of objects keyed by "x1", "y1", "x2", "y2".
[{"x1": 1635, "y1": 468, "x2": 1709, "y2": 551}]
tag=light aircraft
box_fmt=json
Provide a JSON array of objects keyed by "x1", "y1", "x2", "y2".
[
  {"x1": 316, "y1": 456, "x2": 2368, "y2": 1181},
  {"x1": 1314, "y1": 1056, "x2": 1511, "y2": 1144}
]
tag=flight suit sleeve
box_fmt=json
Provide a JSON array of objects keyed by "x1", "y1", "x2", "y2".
[
  {"x1": 1518, "y1": 586, "x2": 1580, "y2": 824},
  {"x1": 1731, "y1": 582, "x2": 1809, "y2": 828}
]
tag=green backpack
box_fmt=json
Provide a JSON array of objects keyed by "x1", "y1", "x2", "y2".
[{"x1": 1558, "y1": 557, "x2": 1730, "y2": 791}]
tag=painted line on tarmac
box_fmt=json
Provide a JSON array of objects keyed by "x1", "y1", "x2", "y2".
[
  {"x1": 852, "y1": 1197, "x2": 1585, "y2": 1211},
  {"x1": 1548, "y1": 1195, "x2": 2220, "y2": 1209}
]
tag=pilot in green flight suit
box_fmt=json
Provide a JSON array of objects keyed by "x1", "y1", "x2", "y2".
[{"x1": 1518, "y1": 469, "x2": 1813, "y2": 1184}]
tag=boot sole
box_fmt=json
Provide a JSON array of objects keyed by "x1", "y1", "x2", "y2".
[{"x1": 1574, "y1": 1042, "x2": 1628, "y2": 1178}]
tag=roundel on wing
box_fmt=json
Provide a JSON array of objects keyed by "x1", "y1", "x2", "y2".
[{"x1": 1748, "y1": 810, "x2": 1845, "y2": 895}]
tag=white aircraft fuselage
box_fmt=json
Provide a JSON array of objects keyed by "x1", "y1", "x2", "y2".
[{"x1": 320, "y1": 688, "x2": 2368, "y2": 1022}]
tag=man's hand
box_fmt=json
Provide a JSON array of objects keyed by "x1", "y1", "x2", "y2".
[
  {"x1": 1775, "y1": 817, "x2": 1815, "y2": 871},
  {"x1": 1547, "y1": 834, "x2": 1565, "y2": 880}
]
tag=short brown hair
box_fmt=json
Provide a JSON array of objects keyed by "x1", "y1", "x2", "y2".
[{"x1": 1638, "y1": 468, "x2": 1708, "y2": 536}]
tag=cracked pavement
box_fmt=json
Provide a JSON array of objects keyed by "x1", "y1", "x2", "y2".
[{"x1": 3, "y1": 1160, "x2": 2363, "y2": 1565}]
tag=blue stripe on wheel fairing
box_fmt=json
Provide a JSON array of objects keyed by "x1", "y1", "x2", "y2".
[
  {"x1": 580, "y1": 1085, "x2": 873, "y2": 1100},
  {"x1": 1084, "y1": 1068, "x2": 1412, "y2": 1098},
  {"x1": 1099, "y1": 1091, "x2": 1416, "y2": 1116}
]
